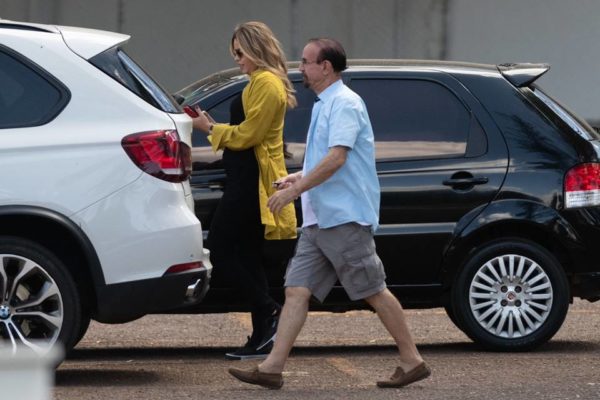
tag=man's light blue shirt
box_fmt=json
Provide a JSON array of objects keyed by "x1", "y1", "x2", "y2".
[{"x1": 302, "y1": 79, "x2": 380, "y2": 231}]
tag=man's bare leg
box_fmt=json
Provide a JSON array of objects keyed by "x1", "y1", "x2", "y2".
[
  {"x1": 365, "y1": 288, "x2": 424, "y2": 371},
  {"x1": 258, "y1": 286, "x2": 312, "y2": 374}
]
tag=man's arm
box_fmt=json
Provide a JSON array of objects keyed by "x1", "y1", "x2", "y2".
[{"x1": 267, "y1": 146, "x2": 348, "y2": 214}]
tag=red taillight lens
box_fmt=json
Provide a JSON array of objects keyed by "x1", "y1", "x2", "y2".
[
  {"x1": 164, "y1": 261, "x2": 204, "y2": 275},
  {"x1": 564, "y1": 163, "x2": 600, "y2": 208},
  {"x1": 122, "y1": 130, "x2": 191, "y2": 183}
]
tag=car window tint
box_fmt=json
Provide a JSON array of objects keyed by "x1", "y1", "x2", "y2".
[
  {"x1": 189, "y1": 96, "x2": 234, "y2": 171},
  {"x1": 350, "y1": 79, "x2": 470, "y2": 160},
  {"x1": 90, "y1": 47, "x2": 179, "y2": 113},
  {"x1": 191, "y1": 95, "x2": 235, "y2": 150},
  {"x1": 283, "y1": 82, "x2": 313, "y2": 167},
  {"x1": 529, "y1": 86, "x2": 600, "y2": 140},
  {"x1": 0, "y1": 50, "x2": 65, "y2": 128}
]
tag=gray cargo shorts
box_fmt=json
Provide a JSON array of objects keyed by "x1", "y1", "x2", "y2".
[{"x1": 284, "y1": 222, "x2": 387, "y2": 302}]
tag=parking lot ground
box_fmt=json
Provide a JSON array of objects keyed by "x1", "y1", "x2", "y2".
[{"x1": 54, "y1": 300, "x2": 600, "y2": 400}]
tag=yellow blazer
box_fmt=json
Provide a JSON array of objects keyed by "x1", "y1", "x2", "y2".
[{"x1": 208, "y1": 69, "x2": 297, "y2": 240}]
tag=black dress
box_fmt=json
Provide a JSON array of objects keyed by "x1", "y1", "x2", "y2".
[{"x1": 207, "y1": 93, "x2": 278, "y2": 340}]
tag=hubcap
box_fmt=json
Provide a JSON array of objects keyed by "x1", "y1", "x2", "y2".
[
  {"x1": 469, "y1": 254, "x2": 553, "y2": 339},
  {"x1": 0, "y1": 254, "x2": 63, "y2": 354}
]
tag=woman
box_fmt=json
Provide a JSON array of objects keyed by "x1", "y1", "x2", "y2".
[{"x1": 192, "y1": 21, "x2": 297, "y2": 360}]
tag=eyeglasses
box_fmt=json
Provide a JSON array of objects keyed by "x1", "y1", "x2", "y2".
[
  {"x1": 300, "y1": 59, "x2": 321, "y2": 66},
  {"x1": 233, "y1": 49, "x2": 244, "y2": 58}
]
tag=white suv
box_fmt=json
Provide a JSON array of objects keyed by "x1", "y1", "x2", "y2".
[{"x1": 0, "y1": 20, "x2": 212, "y2": 356}]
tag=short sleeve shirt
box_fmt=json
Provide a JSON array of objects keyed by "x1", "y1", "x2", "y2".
[{"x1": 301, "y1": 79, "x2": 380, "y2": 231}]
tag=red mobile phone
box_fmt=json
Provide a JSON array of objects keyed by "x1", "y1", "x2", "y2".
[{"x1": 183, "y1": 105, "x2": 199, "y2": 117}]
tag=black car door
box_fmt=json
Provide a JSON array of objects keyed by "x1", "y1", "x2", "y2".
[{"x1": 346, "y1": 71, "x2": 509, "y2": 295}]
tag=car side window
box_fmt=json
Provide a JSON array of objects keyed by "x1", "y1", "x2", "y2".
[
  {"x1": 349, "y1": 79, "x2": 472, "y2": 161},
  {"x1": 0, "y1": 49, "x2": 68, "y2": 129},
  {"x1": 191, "y1": 81, "x2": 313, "y2": 171},
  {"x1": 282, "y1": 82, "x2": 313, "y2": 168}
]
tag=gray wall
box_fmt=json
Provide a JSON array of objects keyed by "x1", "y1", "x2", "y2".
[
  {"x1": 2, "y1": 0, "x2": 599, "y2": 122},
  {"x1": 0, "y1": 0, "x2": 445, "y2": 91},
  {"x1": 446, "y1": 0, "x2": 600, "y2": 122}
]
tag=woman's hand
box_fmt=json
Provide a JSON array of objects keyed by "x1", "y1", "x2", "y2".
[{"x1": 191, "y1": 105, "x2": 213, "y2": 134}]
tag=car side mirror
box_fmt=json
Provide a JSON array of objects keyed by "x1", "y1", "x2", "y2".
[{"x1": 172, "y1": 94, "x2": 185, "y2": 105}]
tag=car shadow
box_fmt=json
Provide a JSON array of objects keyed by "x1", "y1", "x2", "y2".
[
  {"x1": 65, "y1": 339, "x2": 598, "y2": 363},
  {"x1": 55, "y1": 369, "x2": 160, "y2": 387}
]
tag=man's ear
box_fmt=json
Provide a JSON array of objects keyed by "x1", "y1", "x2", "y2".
[{"x1": 322, "y1": 59, "x2": 332, "y2": 75}]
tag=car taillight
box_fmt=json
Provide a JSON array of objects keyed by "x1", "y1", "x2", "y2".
[
  {"x1": 164, "y1": 261, "x2": 204, "y2": 275},
  {"x1": 121, "y1": 130, "x2": 191, "y2": 183},
  {"x1": 564, "y1": 163, "x2": 600, "y2": 208}
]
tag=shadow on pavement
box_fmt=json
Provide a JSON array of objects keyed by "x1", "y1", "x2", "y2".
[
  {"x1": 65, "y1": 339, "x2": 600, "y2": 363},
  {"x1": 55, "y1": 369, "x2": 161, "y2": 387}
]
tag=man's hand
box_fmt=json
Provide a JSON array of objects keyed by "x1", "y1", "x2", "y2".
[
  {"x1": 272, "y1": 171, "x2": 302, "y2": 190},
  {"x1": 268, "y1": 147, "x2": 348, "y2": 215},
  {"x1": 268, "y1": 185, "x2": 300, "y2": 215}
]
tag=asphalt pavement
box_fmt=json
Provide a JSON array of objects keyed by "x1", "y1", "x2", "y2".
[{"x1": 53, "y1": 299, "x2": 600, "y2": 400}]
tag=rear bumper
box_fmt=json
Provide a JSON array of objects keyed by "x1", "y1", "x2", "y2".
[
  {"x1": 572, "y1": 272, "x2": 600, "y2": 302},
  {"x1": 93, "y1": 261, "x2": 212, "y2": 323}
]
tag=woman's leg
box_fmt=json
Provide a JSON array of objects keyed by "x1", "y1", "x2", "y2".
[
  {"x1": 208, "y1": 196, "x2": 278, "y2": 347},
  {"x1": 238, "y1": 219, "x2": 280, "y2": 345}
]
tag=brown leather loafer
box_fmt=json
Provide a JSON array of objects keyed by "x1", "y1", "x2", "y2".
[
  {"x1": 228, "y1": 366, "x2": 283, "y2": 389},
  {"x1": 376, "y1": 361, "x2": 431, "y2": 388}
]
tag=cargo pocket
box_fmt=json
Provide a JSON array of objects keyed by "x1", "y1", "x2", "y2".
[{"x1": 341, "y1": 245, "x2": 379, "y2": 286}]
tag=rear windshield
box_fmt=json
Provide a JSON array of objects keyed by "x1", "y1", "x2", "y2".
[
  {"x1": 530, "y1": 87, "x2": 600, "y2": 140},
  {"x1": 90, "y1": 47, "x2": 180, "y2": 113}
]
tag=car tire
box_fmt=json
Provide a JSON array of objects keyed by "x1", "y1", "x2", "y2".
[
  {"x1": 451, "y1": 238, "x2": 569, "y2": 351},
  {"x1": 444, "y1": 303, "x2": 464, "y2": 332},
  {"x1": 0, "y1": 236, "x2": 81, "y2": 357},
  {"x1": 72, "y1": 312, "x2": 91, "y2": 347}
]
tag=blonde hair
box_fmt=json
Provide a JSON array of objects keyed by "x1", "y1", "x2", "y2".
[{"x1": 231, "y1": 21, "x2": 297, "y2": 108}]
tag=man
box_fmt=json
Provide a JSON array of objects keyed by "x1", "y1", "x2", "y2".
[{"x1": 228, "y1": 38, "x2": 430, "y2": 389}]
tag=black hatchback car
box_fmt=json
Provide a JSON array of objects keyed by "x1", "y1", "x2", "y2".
[{"x1": 174, "y1": 60, "x2": 600, "y2": 351}]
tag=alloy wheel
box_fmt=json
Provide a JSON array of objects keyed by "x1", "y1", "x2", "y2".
[
  {"x1": 0, "y1": 253, "x2": 63, "y2": 354},
  {"x1": 468, "y1": 253, "x2": 553, "y2": 339}
]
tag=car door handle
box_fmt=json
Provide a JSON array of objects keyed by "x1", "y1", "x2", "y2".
[
  {"x1": 208, "y1": 182, "x2": 224, "y2": 190},
  {"x1": 443, "y1": 177, "x2": 489, "y2": 186},
  {"x1": 194, "y1": 180, "x2": 224, "y2": 190}
]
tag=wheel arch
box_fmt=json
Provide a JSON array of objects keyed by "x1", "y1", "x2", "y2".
[
  {"x1": 0, "y1": 205, "x2": 104, "y2": 315},
  {"x1": 440, "y1": 200, "x2": 578, "y2": 293}
]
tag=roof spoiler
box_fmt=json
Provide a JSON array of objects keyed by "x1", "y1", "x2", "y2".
[{"x1": 497, "y1": 63, "x2": 550, "y2": 87}]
